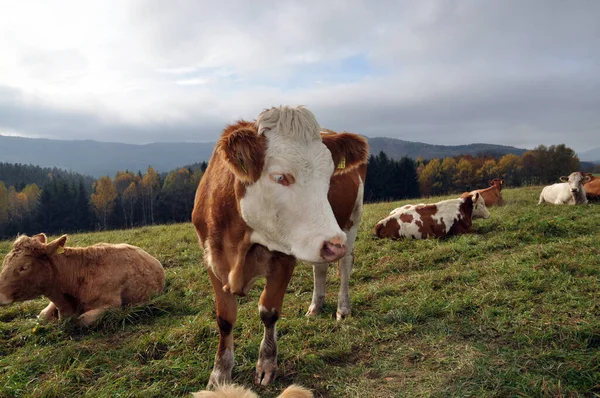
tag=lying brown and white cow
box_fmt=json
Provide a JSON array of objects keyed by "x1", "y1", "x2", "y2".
[
  {"x1": 538, "y1": 172, "x2": 590, "y2": 205},
  {"x1": 192, "y1": 106, "x2": 368, "y2": 386},
  {"x1": 0, "y1": 233, "x2": 165, "y2": 326},
  {"x1": 460, "y1": 178, "x2": 504, "y2": 207},
  {"x1": 375, "y1": 193, "x2": 490, "y2": 240},
  {"x1": 584, "y1": 173, "x2": 600, "y2": 201}
]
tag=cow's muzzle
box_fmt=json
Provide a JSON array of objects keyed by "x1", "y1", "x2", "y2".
[{"x1": 320, "y1": 239, "x2": 347, "y2": 262}]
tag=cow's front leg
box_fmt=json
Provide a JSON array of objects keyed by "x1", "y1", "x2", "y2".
[
  {"x1": 38, "y1": 301, "x2": 59, "y2": 322},
  {"x1": 207, "y1": 268, "x2": 238, "y2": 387},
  {"x1": 255, "y1": 255, "x2": 295, "y2": 385},
  {"x1": 336, "y1": 252, "x2": 354, "y2": 320},
  {"x1": 306, "y1": 262, "x2": 328, "y2": 316},
  {"x1": 336, "y1": 223, "x2": 358, "y2": 320}
]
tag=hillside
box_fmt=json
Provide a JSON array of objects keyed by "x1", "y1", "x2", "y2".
[
  {"x1": 0, "y1": 135, "x2": 215, "y2": 178},
  {"x1": 1, "y1": 187, "x2": 599, "y2": 397},
  {"x1": 579, "y1": 146, "x2": 600, "y2": 163},
  {"x1": 0, "y1": 134, "x2": 529, "y2": 178},
  {"x1": 368, "y1": 137, "x2": 527, "y2": 160}
]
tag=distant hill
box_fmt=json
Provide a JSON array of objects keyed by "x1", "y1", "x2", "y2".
[
  {"x1": 367, "y1": 137, "x2": 527, "y2": 160},
  {"x1": 0, "y1": 162, "x2": 94, "y2": 190},
  {"x1": 0, "y1": 134, "x2": 530, "y2": 177},
  {"x1": 579, "y1": 147, "x2": 600, "y2": 163},
  {"x1": 0, "y1": 135, "x2": 215, "y2": 178}
]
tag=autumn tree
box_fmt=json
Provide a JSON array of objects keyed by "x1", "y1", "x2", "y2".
[
  {"x1": 454, "y1": 157, "x2": 475, "y2": 192},
  {"x1": 123, "y1": 181, "x2": 139, "y2": 227},
  {"x1": 0, "y1": 181, "x2": 8, "y2": 232},
  {"x1": 419, "y1": 158, "x2": 443, "y2": 196},
  {"x1": 142, "y1": 167, "x2": 161, "y2": 224},
  {"x1": 91, "y1": 176, "x2": 117, "y2": 230}
]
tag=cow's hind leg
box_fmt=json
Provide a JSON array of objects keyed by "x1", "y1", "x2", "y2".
[
  {"x1": 255, "y1": 255, "x2": 296, "y2": 386},
  {"x1": 306, "y1": 262, "x2": 328, "y2": 316},
  {"x1": 207, "y1": 268, "x2": 238, "y2": 387}
]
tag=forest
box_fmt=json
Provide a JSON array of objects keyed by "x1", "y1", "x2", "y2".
[{"x1": 0, "y1": 144, "x2": 593, "y2": 238}]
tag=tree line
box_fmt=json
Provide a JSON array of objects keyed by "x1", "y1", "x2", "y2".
[
  {"x1": 0, "y1": 143, "x2": 594, "y2": 238},
  {"x1": 0, "y1": 163, "x2": 206, "y2": 239}
]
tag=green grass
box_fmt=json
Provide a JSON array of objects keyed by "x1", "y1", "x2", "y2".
[{"x1": 1, "y1": 186, "x2": 600, "y2": 397}]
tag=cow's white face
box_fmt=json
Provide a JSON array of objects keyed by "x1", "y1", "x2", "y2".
[
  {"x1": 560, "y1": 172, "x2": 590, "y2": 194},
  {"x1": 241, "y1": 133, "x2": 347, "y2": 263},
  {"x1": 472, "y1": 194, "x2": 491, "y2": 219}
]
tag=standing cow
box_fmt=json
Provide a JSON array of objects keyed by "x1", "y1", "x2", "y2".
[
  {"x1": 461, "y1": 178, "x2": 504, "y2": 207},
  {"x1": 538, "y1": 172, "x2": 590, "y2": 205},
  {"x1": 192, "y1": 106, "x2": 368, "y2": 386}
]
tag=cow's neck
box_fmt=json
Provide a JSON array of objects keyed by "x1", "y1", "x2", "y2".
[{"x1": 45, "y1": 249, "x2": 85, "y2": 301}]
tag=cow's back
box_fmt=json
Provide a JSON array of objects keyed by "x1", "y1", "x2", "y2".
[{"x1": 97, "y1": 244, "x2": 165, "y2": 303}]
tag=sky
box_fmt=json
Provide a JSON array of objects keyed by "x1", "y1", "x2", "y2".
[{"x1": 0, "y1": 0, "x2": 599, "y2": 152}]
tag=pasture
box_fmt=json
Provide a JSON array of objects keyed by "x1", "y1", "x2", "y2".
[{"x1": 1, "y1": 186, "x2": 599, "y2": 397}]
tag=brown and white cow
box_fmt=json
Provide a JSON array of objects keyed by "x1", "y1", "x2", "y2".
[
  {"x1": 374, "y1": 193, "x2": 490, "y2": 240},
  {"x1": 461, "y1": 178, "x2": 504, "y2": 207},
  {"x1": 0, "y1": 233, "x2": 165, "y2": 326},
  {"x1": 192, "y1": 106, "x2": 368, "y2": 386},
  {"x1": 538, "y1": 172, "x2": 590, "y2": 205},
  {"x1": 584, "y1": 173, "x2": 600, "y2": 200}
]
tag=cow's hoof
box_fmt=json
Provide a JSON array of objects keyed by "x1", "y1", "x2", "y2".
[
  {"x1": 255, "y1": 361, "x2": 277, "y2": 386},
  {"x1": 207, "y1": 369, "x2": 232, "y2": 389},
  {"x1": 305, "y1": 305, "x2": 321, "y2": 317},
  {"x1": 336, "y1": 309, "x2": 350, "y2": 321}
]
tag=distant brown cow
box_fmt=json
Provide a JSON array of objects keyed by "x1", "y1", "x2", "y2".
[
  {"x1": 0, "y1": 234, "x2": 165, "y2": 326},
  {"x1": 585, "y1": 173, "x2": 600, "y2": 200},
  {"x1": 461, "y1": 178, "x2": 504, "y2": 207}
]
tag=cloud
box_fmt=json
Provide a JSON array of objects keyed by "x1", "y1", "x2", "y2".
[{"x1": 0, "y1": 0, "x2": 598, "y2": 151}]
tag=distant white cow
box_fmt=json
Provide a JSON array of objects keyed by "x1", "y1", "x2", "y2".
[{"x1": 538, "y1": 172, "x2": 591, "y2": 205}]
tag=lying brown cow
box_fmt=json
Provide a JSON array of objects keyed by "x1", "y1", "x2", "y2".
[
  {"x1": 375, "y1": 193, "x2": 490, "y2": 239},
  {"x1": 585, "y1": 173, "x2": 600, "y2": 200},
  {"x1": 192, "y1": 106, "x2": 368, "y2": 386},
  {"x1": 461, "y1": 178, "x2": 504, "y2": 207},
  {"x1": 0, "y1": 233, "x2": 165, "y2": 326},
  {"x1": 192, "y1": 383, "x2": 313, "y2": 398}
]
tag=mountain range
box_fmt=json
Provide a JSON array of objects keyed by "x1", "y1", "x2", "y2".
[{"x1": 1, "y1": 134, "x2": 594, "y2": 178}]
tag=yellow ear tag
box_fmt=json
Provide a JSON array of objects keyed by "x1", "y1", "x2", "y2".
[
  {"x1": 337, "y1": 156, "x2": 346, "y2": 169},
  {"x1": 56, "y1": 246, "x2": 65, "y2": 254}
]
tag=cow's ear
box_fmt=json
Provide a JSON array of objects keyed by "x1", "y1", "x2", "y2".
[
  {"x1": 46, "y1": 235, "x2": 67, "y2": 255},
  {"x1": 32, "y1": 233, "x2": 47, "y2": 244},
  {"x1": 559, "y1": 176, "x2": 568, "y2": 182},
  {"x1": 488, "y1": 180, "x2": 494, "y2": 186},
  {"x1": 584, "y1": 175, "x2": 591, "y2": 182},
  {"x1": 501, "y1": 180, "x2": 504, "y2": 185},
  {"x1": 471, "y1": 192, "x2": 480, "y2": 203},
  {"x1": 321, "y1": 132, "x2": 369, "y2": 176},
  {"x1": 217, "y1": 127, "x2": 267, "y2": 183}
]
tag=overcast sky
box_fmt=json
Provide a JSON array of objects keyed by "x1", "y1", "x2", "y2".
[{"x1": 0, "y1": 0, "x2": 599, "y2": 152}]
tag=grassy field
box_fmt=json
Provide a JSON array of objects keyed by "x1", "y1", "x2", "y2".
[{"x1": 1, "y1": 186, "x2": 600, "y2": 397}]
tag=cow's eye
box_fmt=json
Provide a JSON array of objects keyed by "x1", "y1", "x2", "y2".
[
  {"x1": 19, "y1": 265, "x2": 29, "y2": 272},
  {"x1": 269, "y1": 173, "x2": 294, "y2": 186}
]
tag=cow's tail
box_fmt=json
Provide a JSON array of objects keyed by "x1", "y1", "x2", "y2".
[{"x1": 537, "y1": 191, "x2": 545, "y2": 205}]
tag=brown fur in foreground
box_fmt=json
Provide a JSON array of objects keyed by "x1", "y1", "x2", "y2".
[
  {"x1": 0, "y1": 233, "x2": 165, "y2": 326},
  {"x1": 192, "y1": 383, "x2": 313, "y2": 398}
]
